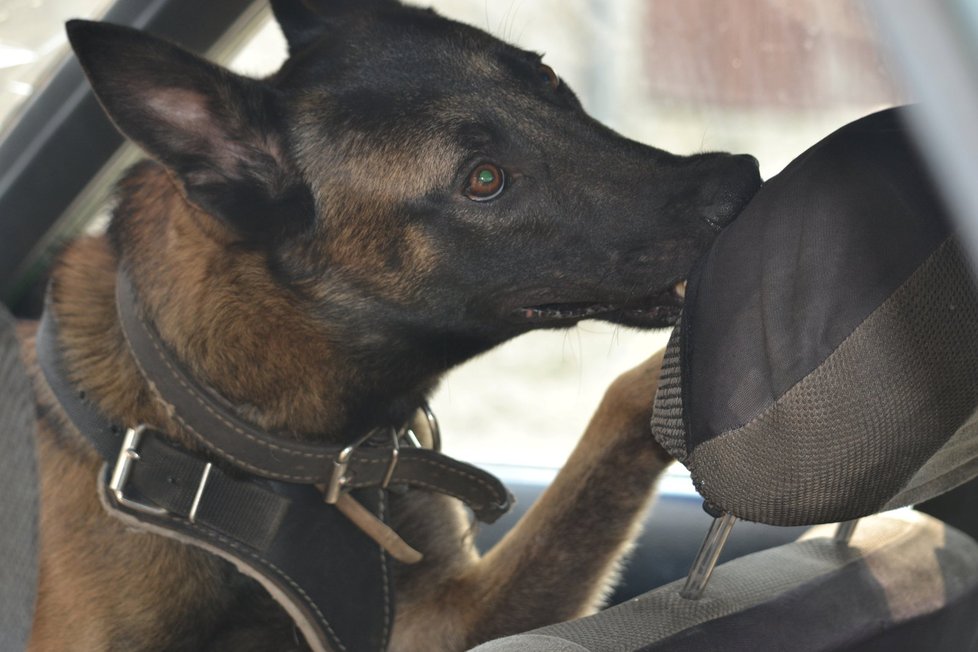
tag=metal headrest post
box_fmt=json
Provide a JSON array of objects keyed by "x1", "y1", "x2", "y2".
[
  {"x1": 834, "y1": 519, "x2": 860, "y2": 545},
  {"x1": 680, "y1": 512, "x2": 737, "y2": 600}
]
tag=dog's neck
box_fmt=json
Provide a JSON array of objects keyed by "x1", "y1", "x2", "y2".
[{"x1": 51, "y1": 162, "x2": 441, "y2": 448}]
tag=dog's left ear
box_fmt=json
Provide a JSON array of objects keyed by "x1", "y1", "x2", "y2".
[
  {"x1": 66, "y1": 20, "x2": 313, "y2": 239},
  {"x1": 270, "y1": 0, "x2": 401, "y2": 54}
]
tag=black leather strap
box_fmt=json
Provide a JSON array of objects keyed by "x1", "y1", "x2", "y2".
[
  {"x1": 100, "y1": 458, "x2": 394, "y2": 652},
  {"x1": 106, "y1": 427, "x2": 395, "y2": 651},
  {"x1": 115, "y1": 272, "x2": 512, "y2": 522}
]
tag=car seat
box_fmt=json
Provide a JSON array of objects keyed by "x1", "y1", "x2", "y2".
[{"x1": 0, "y1": 305, "x2": 39, "y2": 652}]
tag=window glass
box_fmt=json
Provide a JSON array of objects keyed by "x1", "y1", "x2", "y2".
[{"x1": 0, "y1": 0, "x2": 114, "y2": 136}]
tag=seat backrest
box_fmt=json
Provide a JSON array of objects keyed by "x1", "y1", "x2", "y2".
[
  {"x1": 0, "y1": 305, "x2": 39, "y2": 652},
  {"x1": 470, "y1": 107, "x2": 978, "y2": 651}
]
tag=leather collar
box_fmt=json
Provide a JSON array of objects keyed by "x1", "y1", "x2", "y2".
[{"x1": 113, "y1": 271, "x2": 512, "y2": 521}]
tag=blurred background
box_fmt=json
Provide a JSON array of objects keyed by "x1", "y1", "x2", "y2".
[{"x1": 0, "y1": 0, "x2": 906, "y2": 468}]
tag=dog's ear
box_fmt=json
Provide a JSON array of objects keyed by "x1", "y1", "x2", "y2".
[
  {"x1": 270, "y1": 0, "x2": 400, "y2": 54},
  {"x1": 66, "y1": 20, "x2": 313, "y2": 240}
]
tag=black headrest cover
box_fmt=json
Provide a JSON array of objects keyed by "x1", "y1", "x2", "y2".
[{"x1": 653, "y1": 107, "x2": 978, "y2": 525}]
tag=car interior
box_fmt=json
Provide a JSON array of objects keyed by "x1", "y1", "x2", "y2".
[{"x1": 2, "y1": 1, "x2": 978, "y2": 650}]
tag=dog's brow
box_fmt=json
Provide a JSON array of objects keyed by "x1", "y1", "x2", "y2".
[
  {"x1": 500, "y1": 49, "x2": 543, "y2": 71},
  {"x1": 455, "y1": 122, "x2": 496, "y2": 147},
  {"x1": 494, "y1": 50, "x2": 547, "y2": 85}
]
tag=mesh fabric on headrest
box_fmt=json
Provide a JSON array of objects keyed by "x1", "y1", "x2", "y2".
[{"x1": 652, "y1": 107, "x2": 978, "y2": 526}]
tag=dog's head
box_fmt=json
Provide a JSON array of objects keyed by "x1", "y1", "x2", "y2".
[{"x1": 67, "y1": 0, "x2": 760, "y2": 366}]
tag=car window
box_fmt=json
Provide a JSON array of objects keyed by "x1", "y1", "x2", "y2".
[{"x1": 0, "y1": 0, "x2": 114, "y2": 137}]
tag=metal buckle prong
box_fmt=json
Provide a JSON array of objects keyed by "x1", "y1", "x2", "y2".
[
  {"x1": 381, "y1": 428, "x2": 400, "y2": 489},
  {"x1": 108, "y1": 425, "x2": 168, "y2": 517},
  {"x1": 420, "y1": 401, "x2": 441, "y2": 452},
  {"x1": 324, "y1": 445, "x2": 355, "y2": 504},
  {"x1": 188, "y1": 462, "x2": 213, "y2": 523},
  {"x1": 324, "y1": 430, "x2": 375, "y2": 504},
  {"x1": 402, "y1": 402, "x2": 441, "y2": 451},
  {"x1": 403, "y1": 428, "x2": 422, "y2": 449}
]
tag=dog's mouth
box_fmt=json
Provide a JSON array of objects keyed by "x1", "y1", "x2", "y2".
[{"x1": 512, "y1": 281, "x2": 687, "y2": 328}]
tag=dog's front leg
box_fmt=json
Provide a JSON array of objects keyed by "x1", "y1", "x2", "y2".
[{"x1": 456, "y1": 348, "x2": 671, "y2": 647}]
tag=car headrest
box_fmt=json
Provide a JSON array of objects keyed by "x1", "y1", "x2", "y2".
[{"x1": 652, "y1": 107, "x2": 978, "y2": 526}]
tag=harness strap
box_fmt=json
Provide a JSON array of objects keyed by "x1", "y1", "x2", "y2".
[{"x1": 98, "y1": 466, "x2": 394, "y2": 652}]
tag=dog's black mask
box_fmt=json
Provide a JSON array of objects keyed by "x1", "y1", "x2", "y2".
[{"x1": 68, "y1": 0, "x2": 760, "y2": 366}]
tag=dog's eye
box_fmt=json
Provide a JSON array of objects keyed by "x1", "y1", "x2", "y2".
[
  {"x1": 466, "y1": 163, "x2": 506, "y2": 201},
  {"x1": 539, "y1": 64, "x2": 560, "y2": 90}
]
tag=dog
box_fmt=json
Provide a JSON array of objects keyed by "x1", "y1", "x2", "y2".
[{"x1": 20, "y1": 1, "x2": 760, "y2": 650}]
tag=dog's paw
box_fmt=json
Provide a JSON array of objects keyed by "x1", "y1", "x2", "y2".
[{"x1": 595, "y1": 349, "x2": 673, "y2": 464}]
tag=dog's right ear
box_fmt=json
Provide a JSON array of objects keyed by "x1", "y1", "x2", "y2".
[
  {"x1": 270, "y1": 0, "x2": 400, "y2": 54},
  {"x1": 66, "y1": 20, "x2": 313, "y2": 240}
]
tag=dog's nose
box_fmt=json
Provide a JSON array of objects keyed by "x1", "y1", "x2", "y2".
[
  {"x1": 700, "y1": 153, "x2": 762, "y2": 229},
  {"x1": 736, "y1": 153, "x2": 760, "y2": 169}
]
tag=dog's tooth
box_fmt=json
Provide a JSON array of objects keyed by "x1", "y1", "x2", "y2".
[
  {"x1": 673, "y1": 281, "x2": 687, "y2": 299},
  {"x1": 521, "y1": 304, "x2": 622, "y2": 320}
]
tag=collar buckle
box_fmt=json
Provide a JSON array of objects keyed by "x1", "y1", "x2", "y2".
[
  {"x1": 323, "y1": 429, "x2": 377, "y2": 504},
  {"x1": 325, "y1": 402, "x2": 440, "y2": 502},
  {"x1": 108, "y1": 425, "x2": 169, "y2": 516}
]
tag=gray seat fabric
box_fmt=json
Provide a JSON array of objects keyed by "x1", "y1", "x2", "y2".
[
  {"x1": 472, "y1": 635, "x2": 590, "y2": 652},
  {"x1": 0, "y1": 305, "x2": 39, "y2": 652},
  {"x1": 470, "y1": 512, "x2": 978, "y2": 652}
]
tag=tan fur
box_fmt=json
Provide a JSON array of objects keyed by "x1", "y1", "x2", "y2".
[
  {"x1": 113, "y1": 165, "x2": 353, "y2": 439},
  {"x1": 289, "y1": 103, "x2": 459, "y2": 301}
]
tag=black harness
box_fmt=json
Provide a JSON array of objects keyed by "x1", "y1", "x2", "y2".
[{"x1": 36, "y1": 270, "x2": 513, "y2": 652}]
